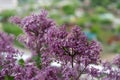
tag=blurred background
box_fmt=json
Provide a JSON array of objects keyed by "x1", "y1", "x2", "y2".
[{"x1": 0, "y1": 0, "x2": 120, "y2": 61}]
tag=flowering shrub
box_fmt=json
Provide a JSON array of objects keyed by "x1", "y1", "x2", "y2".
[{"x1": 0, "y1": 10, "x2": 120, "y2": 80}]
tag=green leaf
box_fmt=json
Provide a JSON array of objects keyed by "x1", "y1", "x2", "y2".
[
  {"x1": 18, "y1": 59, "x2": 25, "y2": 67},
  {"x1": 4, "y1": 75, "x2": 14, "y2": 80},
  {"x1": 0, "y1": 66, "x2": 2, "y2": 70},
  {"x1": 32, "y1": 54, "x2": 42, "y2": 68}
]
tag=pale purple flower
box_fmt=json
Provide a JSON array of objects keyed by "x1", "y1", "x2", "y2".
[
  {"x1": 113, "y1": 54, "x2": 120, "y2": 68},
  {"x1": 1, "y1": 9, "x2": 118, "y2": 80}
]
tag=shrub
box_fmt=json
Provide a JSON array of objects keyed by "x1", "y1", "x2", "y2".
[{"x1": 0, "y1": 10, "x2": 119, "y2": 80}]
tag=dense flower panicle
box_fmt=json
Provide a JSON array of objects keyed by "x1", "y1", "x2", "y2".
[
  {"x1": 46, "y1": 25, "x2": 102, "y2": 79},
  {"x1": 87, "y1": 67, "x2": 101, "y2": 77},
  {"x1": 47, "y1": 25, "x2": 101, "y2": 67},
  {"x1": 0, "y1": 32, "x2": 15, "y2": 79},
  {"x1": 62, "y1": 66, "x2": 78, "y2": 80},
  {"x1": 10, "y1": 10, "x2": 55, "y2": 55},
  {"x1": 10, "y1": 16, "x2": 21, "y2": 25},
  {"x1": 84, "y1": 40, "x2": 101, "y2": 65},
  {"x1": 46, "y1": 25, "x2": 68, "y2": 44},
  {"x1": 0, "y1": 63, "x2": 41, "y2": 80},
  {"x1": 0, "y1": 55, "x2": 16, "y2": 80},
  {"x1": 0, "y1": 33, "x2": 38, "y2": 80},
  {"x1": 86, "y1": 60, "x2": 120, "y2": 80},
  {"x1": 102, "y1": 61, "x2": 112, "y2": 70},
  {"x1": 102, "y1": 68, "x2": 120, "y2": 80},
  {"x1": 86, "y1": 65, "x2": 120, "y2": 80},
  {"x1": 20, "y1": 10, "x2": 55, "y2": 36},
  {"x1": 43, "y1": 66, "x2": 60, "y2": 80},
  {"x1": 0, "y1": 32, "x2": 16, "y2": 53},
  {"x1": 13, "y1": 64, "x2": 40, "y2": 80}
]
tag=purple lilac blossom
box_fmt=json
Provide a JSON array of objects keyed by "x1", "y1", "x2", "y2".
[
  {"x1": 1, "y1": 10, "x2": 119, "y2": 80},
  {"x1": 113, "y1": 54, "x2": 120, "y2": 68}
]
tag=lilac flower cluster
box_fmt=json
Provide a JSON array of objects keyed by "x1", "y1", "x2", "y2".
[
  {"x1": 113, "y1": 54, "x2": 120, "y2": 68},
  {"x1": 0, "y1": 32, "x2": 15, "y2": 53},
  {"x1": 0, "y1": 10, "x2": 119, "y2": 80}
]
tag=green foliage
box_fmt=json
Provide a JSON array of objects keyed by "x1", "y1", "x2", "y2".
[
  {"x1": 77, "y1": 16, "x2": 89, "y2": 27},
  {"x1": 50, "y1": 13, "x2": 63, "y2": 24},
  {"x1": 91, "y1": 24, "x2": 102, "y2": 40},
  {"x1": 90, "y1": 15, "x2": 101, "y2": 23},
  {"x1": 0, "y1": 66, "x2": 2, "y2": 70},
  {"x1": 5, "y1": 76, "x2": 14, "y2": 80},
  {"x1": 100, "y1": 19, "x2": 112, "y2": 25},
  {"x1": 0, "y1": 10, "x2": 16, "y2": 22},
  {"x1": 32, "y1": 54, "x2": 42, "y2": 68},
  {"x1": 115, "y1": 25, "x2": 120, "y2": 33},
  {"x1": 113, "y1": 44, "x2": 120, "y2": 53},
  {"x1": 91, "y1": 24, "x2": 113, "y2": 43},
  {"x1": 18, "y1": 59, "x2": 25, "y2": 67},
  {"x1": 2, "y1": 22, "x2": 24, "y2": 47},
  {"x1": 62, "y1": 5, "x2": 75, "y2": 15},
  {"x1": 95, "y1": 7, "x2": 107, "y2": 14},
  {"x1": 117, "y1": 2, "x2": 120, "y2": 9},
  {"x1": 14, "y1": 39, "x2": 24, "y2": 48},
  {"x1": 91, "y1": 0, "x2": 111, "y2": 7},
  {"x1": 91, "y1": 24, "x2": 102, "y2": 34},
  {"x1": 2, "y1": 23, "x2": 22, "y2": 36}
]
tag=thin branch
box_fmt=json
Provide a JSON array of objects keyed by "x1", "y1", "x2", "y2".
[
  {"x1": 71, "y1": 56, "x2": 74, "y2": 68},
  {"x1": 76, "y1": 65, "x2": 88, "y2": 80}
]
